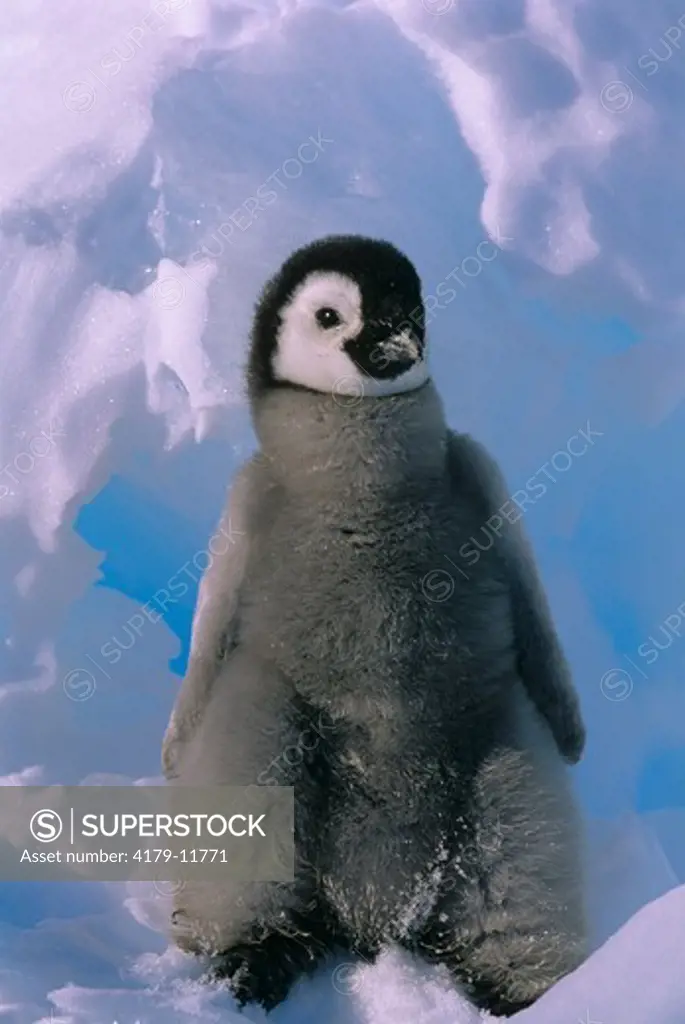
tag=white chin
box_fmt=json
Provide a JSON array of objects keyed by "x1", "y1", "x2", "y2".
[
  {"x1": 273, "y1": 346, "x2": 429, "y2": 399},
  {"x1": 333, "y1": 359, "x2": 430, "y2": 398}
]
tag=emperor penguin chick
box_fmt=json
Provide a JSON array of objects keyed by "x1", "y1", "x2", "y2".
[{"x1": 162, "y1": 234, "x2": 588, "y2": 1017}]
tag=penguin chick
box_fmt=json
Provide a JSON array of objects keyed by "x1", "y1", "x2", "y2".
[{"x1": 162, "y1": 234, "x2": 587, "y2": 1018}]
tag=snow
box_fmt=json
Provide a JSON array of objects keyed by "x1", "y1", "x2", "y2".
[{"x1": 0, "y1": 0, "x2": 684, "y2": 1021}]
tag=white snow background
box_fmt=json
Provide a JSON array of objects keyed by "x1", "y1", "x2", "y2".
[{"x1": 0, "y1": 0, "x2": 684, "y2": 1020}]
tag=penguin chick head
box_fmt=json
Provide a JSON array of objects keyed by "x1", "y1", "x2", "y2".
[{"x1": 248, "y1": 235, "x2": 429, "y2": 400}]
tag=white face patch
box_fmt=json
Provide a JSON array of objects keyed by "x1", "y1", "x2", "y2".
[{"x1": 272, "y1": 271, "x2": 428, "y2": 398}]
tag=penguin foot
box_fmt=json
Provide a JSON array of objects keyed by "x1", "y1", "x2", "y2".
[
  {"x1": 469, "y1": 987, "x2": 536, "y2": 1018},
  {"x1": 208, "y1": 931, "x2": 325, "y2": 1011}
]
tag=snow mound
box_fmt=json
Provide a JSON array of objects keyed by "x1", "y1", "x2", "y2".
[
  {"x1": 29, "y1": 885, "x2": 685, "y2": 1023},
  {"x1": 0, "y1": 0, "x2": 684, "y2": 1022}
]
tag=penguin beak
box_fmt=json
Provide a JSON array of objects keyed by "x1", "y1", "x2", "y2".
[
  {"x1": 374, "y1": 329, "x2": 421, "y2": 363},
  {"x1": 364, "y1": 296, "x2": 425, "y2": 369},
  {"x1": 343, "y1": 315, "x2": 425, "y2": 380},
  {"x1": 367, "y1": 323, "x2": 422, "y2": 376}
]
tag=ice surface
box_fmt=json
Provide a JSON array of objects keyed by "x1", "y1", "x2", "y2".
[{"x1": 0, "y1": 0, "x2": 684, "y2": 1020}]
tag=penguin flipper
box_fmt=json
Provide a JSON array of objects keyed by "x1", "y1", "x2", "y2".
[
  {"x1": 446, "y1": 430, "x2": 586, "y2": 764},
  {"x1": 162, "y1": 455, "x2": 266, "y2": 780}
]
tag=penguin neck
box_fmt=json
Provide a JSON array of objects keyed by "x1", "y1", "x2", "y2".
[{"x1": 251, "y1": 379, "x2": 448, "y2": 498}]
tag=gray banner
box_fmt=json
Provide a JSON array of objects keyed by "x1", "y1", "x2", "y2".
[{"x1": 0, "y1": 786, "x2": 293, "y2": 882}]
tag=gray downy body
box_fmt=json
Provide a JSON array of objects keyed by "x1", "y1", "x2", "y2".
[{"x1": 165, "y1": 377, "x2": 587, "y2": 1015}]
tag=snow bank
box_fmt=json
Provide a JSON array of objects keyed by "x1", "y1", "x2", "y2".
[
  {"x1": 0, "y1": 0, "x2": 684, "y2": 1021},
  {"x1": 27, "y1": 884, "x2": 685, "y2": 1023}
]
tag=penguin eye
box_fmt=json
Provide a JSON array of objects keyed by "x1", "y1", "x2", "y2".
[{"x1": 315, "y1": 307, "x2": 342, "y2": 329}]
